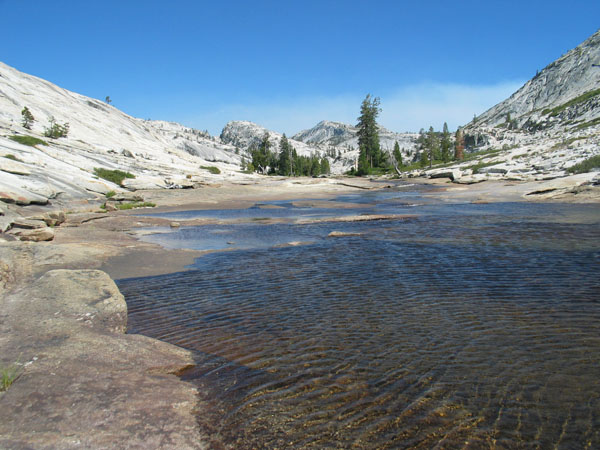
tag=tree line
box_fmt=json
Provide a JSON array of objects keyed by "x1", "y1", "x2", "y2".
[
  {"x1": 352, "y1": 94, "x2": 466, "y2": 175},
  {"x1": 415, "y1": 124, "x2": 465, "y2": 168},
  {"x1": 243, "y1": 132, "x2": 330, "y2": 176},
  {"x1": 243, "y1": 94, "x2": 468, "y2": 177}
]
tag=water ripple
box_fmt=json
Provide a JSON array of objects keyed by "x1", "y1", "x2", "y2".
[{"x1": 119, "y1": 201, "x2": 600, "y2": 449}]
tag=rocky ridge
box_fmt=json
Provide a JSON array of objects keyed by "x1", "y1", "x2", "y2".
[
  {"x1": 363, "y1": 30, "x2": 600, "y2": 191},
  {"x1": 293, "y1": 120, "x2": 418, "y2": 157},
  {"x1": 436, "y1": 30, "x2": 600, "y2": 186},
  {"x1": 0, "y1": 61, "x2": 252, "y2": 207}
]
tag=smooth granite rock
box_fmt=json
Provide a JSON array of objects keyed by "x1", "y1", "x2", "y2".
[{"x1": 0, "y1": 269, "x2": 208, "y2": 449}]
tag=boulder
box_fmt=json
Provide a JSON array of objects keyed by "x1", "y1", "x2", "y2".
[
  {"x1": 10, "y1": 219, "x2": 47, "y2": 229},
  {"x1": 453, "y1": 174, "x2": 488, "y2": 184},
  {"x1": 428, "y1": 169, "x2": 462, "y2": 181},
  {"x1": 121, "y1": 177, "x2": 167, "y2": 190},
  {"x1": 26, "y1": 211, "x2": 67, "y2": 227},
  {"x1": 165, "y1": 178, "x2": 195, "y2": 189},
  {"x1": 8, "y1": 226, "x2": 55, "y2": 241},
  {"x1": 0, "y1": 269, "x2": 204, "y2": 448},
  {"x1": 478, "y1": 166, "x2": 508, "y2": 175},
  {"x1": 111, "y1": 193, "x2": 144, "y2": 202},
  {"x1": 44, "y1": 210, "x2": 66, "y2": 226}
]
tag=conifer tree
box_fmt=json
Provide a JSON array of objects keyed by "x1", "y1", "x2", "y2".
[
  {"x1": 426, "y1": 126, "x2": 439, "y2": 168},
  {"x1": 278, "y1": 134, "x2": 292, "y2": 176},
  {"x1": 356, "y1": 94, "x2": 382, "y2": 175},
  {"x1": 393, "y1": 141, "x2": 402, "y2": 167},
  {"x1": 251, "y1": 132, "x2": 272, "y2": 174},
  {"x1": 21, "y1": 107, "x2": 35, "y2": 129},
  {"x1": 320, "y1": 157, "x2": 330, "y2": 175},
  {"x1": 440, "y1": 122, "x2": 451, "y2": 162}
]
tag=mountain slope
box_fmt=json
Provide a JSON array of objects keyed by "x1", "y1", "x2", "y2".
[
  {"x1": 466, "y1": 30, "x2": 600, "y2": 130},
  {"x1": 0, "y1": 61, "x2": 246, "y2": 209},
  {"x1": 434, "y1": 30, "x2": 600, "y2": 185}
]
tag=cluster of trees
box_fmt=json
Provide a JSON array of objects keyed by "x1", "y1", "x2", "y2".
[
  {"x1": 416, "y1": 123, "x2": 453, "y2": 167},
  {"x1": 244, "y1": 132, "x2": 330, "y2": 176},
  {"x1": 21, "y1": 107, "x2": 69, "y2": 138},
  {"x1": 241, "y1": 94, "x2": 472, "y2": 177},
  {"x1": 416, "y1": 124, "x2": 467, "y2": 168}
]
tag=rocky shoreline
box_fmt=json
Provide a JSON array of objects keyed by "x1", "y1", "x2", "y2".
[{"x1": 1, "y1": 176, "x2": 599, "y2": 448}]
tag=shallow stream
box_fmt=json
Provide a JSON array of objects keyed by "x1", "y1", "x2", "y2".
[{"x1": 117, "y1": 184, "x2": 600, "y2": 448}]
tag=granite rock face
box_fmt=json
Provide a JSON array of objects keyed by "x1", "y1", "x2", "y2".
[
  {"x1": 467, "y1": 30, "x2": 600, "y2": 129},
  {"x1": 403, "y1": 30, "x2": 600, "y2": 188},
  {"x1": 0, "y1": 60, "x2": 246, "y2": 212},
  {"x1": 0, "y1": 268, "x2": 209, "y2": 449}
]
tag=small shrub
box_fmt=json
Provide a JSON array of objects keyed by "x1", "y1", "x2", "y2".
[
  {"x1": 9, "y1": 135, "x2": 48, "y2": 147},
  {"x1": 566, "y1": 155, "x2": 600, "y2": 174},
  {"x1": 43, "y1": 117, "x2": 69, "y2": 139},
  {"x1": 94, "y1": 168, "x2": 135, "y2": 185},
  {"x1": 105, "y1": 190, "x2": 116, "y2": 198},
  {"x1": 3, "y1": 154, "x2": 22, "y2": 162},
  {"x1": 21, "y1": 107, "x2": 35, "y2": 129},
  {"x1": 1, "y1": 363, "x2": 22, "y2": 391},
  {"x1": 116, "y1": 201, "x2": 156, "y2": 210},
  {"x1": 201, "y1": 165, "x2": 221, "y2": 175}
]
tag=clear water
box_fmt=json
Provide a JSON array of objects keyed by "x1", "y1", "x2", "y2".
[{"x1": 118, "y1": 188, "x2": 600, "y2": 449}]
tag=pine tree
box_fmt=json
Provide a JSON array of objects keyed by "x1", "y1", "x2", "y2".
[
  {"x1": 278, "y1": 134, "x2": 292, "y2": 176},
  {"x1": 251, "y1": 132, "x2": 272, "y2": 174},
  {"x1": 21, "y1": 107, "x2": 35, "y2": 129},
  {"x1": 420, "y1": 147, "x2": 429, "y2": 167},
  {"x1": 356, "y1": 94, "x2": 382, "y2": 175},
  {"x1": 440, "y1": 122, "x2": 451, "y2": 162},
  {"x1": 426, "y1": 126, "x2": 439, "y2": 168},
  {"x1": 393, "y1": 141, "x2": 402, "y2": 167},
  {"x1": 320, "y1": 157, "x2": 330, "y2": 175}
]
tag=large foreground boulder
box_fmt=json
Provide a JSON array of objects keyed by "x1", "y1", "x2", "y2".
[{"x1": 0, "y1": 269, "x2": 208, "y2": 449}]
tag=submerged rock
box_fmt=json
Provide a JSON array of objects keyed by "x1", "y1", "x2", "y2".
[{"x1": 328, "y1": 231, "x2": 363, "y2": 237}]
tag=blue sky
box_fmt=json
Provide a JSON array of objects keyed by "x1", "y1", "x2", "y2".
[{"x1": 2, "y1": 0, "x2": 599, "y2": 135}]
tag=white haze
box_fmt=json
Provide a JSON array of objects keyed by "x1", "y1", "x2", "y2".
[{"x1": 188, "y1": 81, "x2": 524, "y2": 136}]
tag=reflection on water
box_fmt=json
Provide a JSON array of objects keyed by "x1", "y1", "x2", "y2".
[{"x1": 118, "y1": 192, "x2": 600, "y2": 449}]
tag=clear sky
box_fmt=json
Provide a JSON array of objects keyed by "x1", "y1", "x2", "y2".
[{"x1": 2, "y1": 0, "x2": 599, "y2": 135}]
